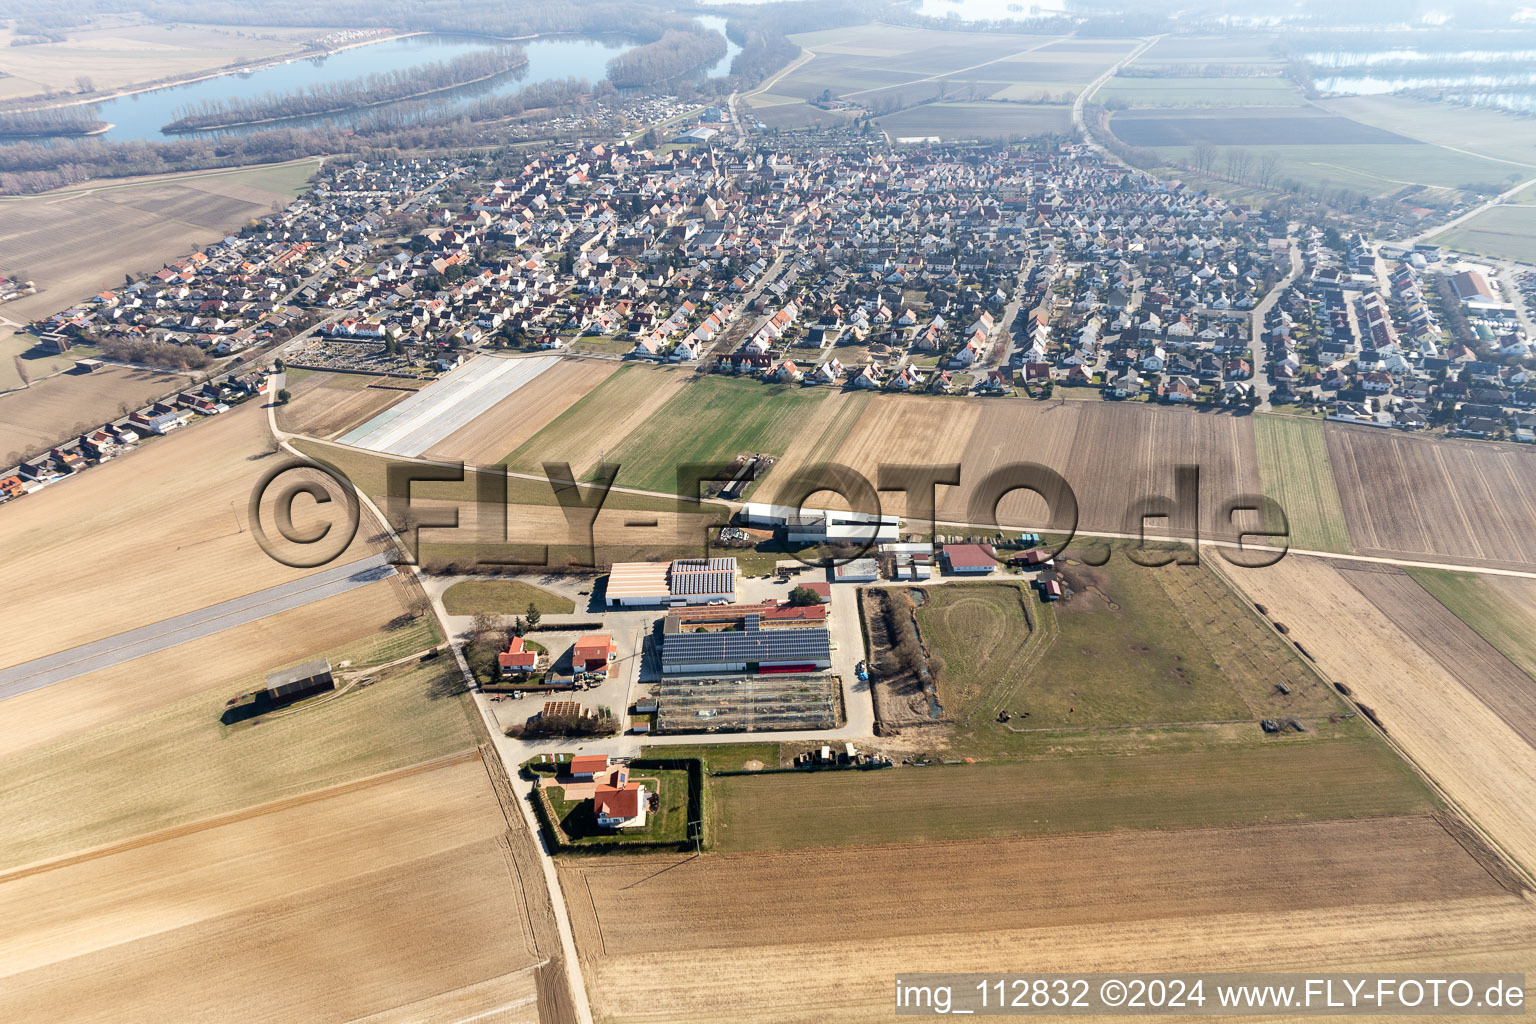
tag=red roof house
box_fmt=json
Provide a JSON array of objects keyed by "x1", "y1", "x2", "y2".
[
  {"x1": 573, "y1": 634, "x2": 617, "y2": 672},
  {"x1": 498, "y1": 635, "x2": 538, "y2": 673}
]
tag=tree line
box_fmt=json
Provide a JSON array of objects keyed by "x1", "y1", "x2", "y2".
[
  {"x1": 0, "y1": 106, "x2": 106, "y2": 138},
  {"x1": 606, "y1": 29, "x2": 726, "y2": 90},
  {"x1": 163, "y1": 48, "x2": 526, "y2": 131}
]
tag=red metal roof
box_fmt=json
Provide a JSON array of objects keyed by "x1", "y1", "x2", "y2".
[
  {"x1": 944, "y1": 543, "x2": 997, "y2": 569},
  {"x1": 570, "y1": 754, "x2": 609, "y2": 775}
]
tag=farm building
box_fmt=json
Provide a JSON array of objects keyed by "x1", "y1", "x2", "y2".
[
  {"x1": 882, "y1": 542, "x2": 935, "y2": 580},
  {"x1": 606, "y1": 557, "x2": 737, "y2": 607},
  {"x1": 568, "y1": 754, "x2": 611, "y2": 780},
  {"x1": 573, "y1": 634, "x2": 617, "y2": 672},
  {"x1": 791, "y1": 580, "x2": 832, "y2": 602},
  {"x1": 668, "y1": 601, "x2": 826, "y2": 631},
  {"x1": 740, "y1": 502, "x2": 900, "y2": 544},
  {"x1": 833, "y1": 558, "x2": 880, "y2": 583},
  {"x1": 1449, "y1": 270, "x2": 1496, "y2": 305},
  {"x1": 660, "y1": 611, "x2": 831, "y2": 676},
  {"x1": 264, "y1": 659, "x2": 335, "y2": 702},
  {"x1": 942, "y1": 543, "x2": 998, "y2": 575}
]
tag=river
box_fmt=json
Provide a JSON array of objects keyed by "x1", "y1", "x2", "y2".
[{"x1": 50, "y1": 27, "x2": 736, "y2": 144}]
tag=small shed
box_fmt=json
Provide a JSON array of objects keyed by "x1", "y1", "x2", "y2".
[{"x1": 265, "y1": 658, "x2": 335, "y2": 702}]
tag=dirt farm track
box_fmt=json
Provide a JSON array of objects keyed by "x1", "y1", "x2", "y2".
[{"x1": 560, "y1": 816, "x2": 1534, "y2": 1023}]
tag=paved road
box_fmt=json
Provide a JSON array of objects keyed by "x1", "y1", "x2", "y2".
[
  {"x1": 1400, "y1": 173, "x2": 1536, "y2": 248},
  {"x1": 0, "y1": 553, "x2": 395, "y2": 701},
  {"x1": 1250, "y1": 235, "x2": 1302, "y2": 410},
  {"x1": 1072, "y1": 36, "x2": 1161, "y2": 166}
]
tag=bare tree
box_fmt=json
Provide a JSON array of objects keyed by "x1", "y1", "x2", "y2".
[
  {"x1": 74, "y1": 75, "x2": 94, "y2": 94},
  {"x1": 1225, "y1": 147, "x2": 1253, "y2": 184},
  {"x1": 1256, "y1": 151, "x2": 1282, "y2": 189},
  {"x1": 1193, "y1": 140, "x2": 1217, "y2": 176}
]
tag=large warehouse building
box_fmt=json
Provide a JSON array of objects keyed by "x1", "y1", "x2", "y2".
[
  {"x1": 660, "y1": 610, "x2": 831, "y2": 675},
  {"x1": 606, "y1": 557, "x2": 737, "y2": 607},
  {"x1": 739, "y1": 503, "x2": 900, "y2": 544}
]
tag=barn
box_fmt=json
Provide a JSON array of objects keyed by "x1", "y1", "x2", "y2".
[{"x1": 264, "y1": 659, "x2": 335, "y2": 702}]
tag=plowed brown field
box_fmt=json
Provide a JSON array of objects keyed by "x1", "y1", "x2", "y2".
[
  {"x1": 0, "y1": 401, "x2": 383, "y2": 669},
  {"x1": 933, "y1": 402, "x2": 1262, "y2": 541},
  {"x1": 426, "y1": 357, "x2": 616, "y2": 465},
  {"x1": 0, "y1": 754, "x2": 544, "y2": 1024},
  {"x1": 561, "y1": 817, "x2": 1533, "y2": 1024},
  {"x1": 1340, "y1": 566, "x2": 1536, "y2": 748},
  {"x1": 805, "y1": 399, "x2": 1260, "y2": 539},
  {"x1": 276, "y1": 371, "x2": 419, "y2": 439},
  {"x1": 1324, "y1": 424, "x2": 1536, "y2": 569},
  {"x1": 1223, "y1": 555, "x2": 1536, "y2": 872}
]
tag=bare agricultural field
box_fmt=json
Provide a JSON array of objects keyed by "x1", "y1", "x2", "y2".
[
  {"x1": 928, "y1": 401, "x2": 1262, "y2": 543},
  {"x1": 1096, "y1": 75, "x2": 1305, "y2": 108},
  {"x1": 710, "y1": 739, "x2": 1432, "y2": 852},
  {"x1": 293, "y1": 439, "x2": 730, "y2": 569},
  {"x1": 1252, "y1": 413, "x2": 1351, "y2": 552},
  {"x1": 503, "y1": 362, "x2": 693, "y2": 476},
  {"x1": 0, "y1": 401, "x2": 383, "y2": 670},
  {"x1": 0, "y1": 651, "x2": 478, "y2": 869},
  {"x1": 1339, "y1": 567, "x2": 1536, "y2": 749},
  {"x1": 1409, "y1": 568, "x2": 1536, "y2": 681},
  {"x1": 275, "y1": 370, "x2": 420, "y2": 440},
  {"x1": 1110, "y1": 109, "x2": 1409, "y2": 148},
  {"x1": 0, "y1": 754, "x2": 546, "y2": 1024},
  {"x1": 778, "y1": 392, "x2": 980, "y2": 518},
  {"x1": 425, "y1": 356, "x2": 615, "y2": 465},
  {"x1": 876, "y1": 101, "x2": 1071, "y2": 140},
  {"x1": 1154, "y1": 142, "x2": 1518, "y2": 198},
  {"x1": 0, "y1": 22, "x2": 331, "y2": 99},
  {"x1": 0, "y1": 159, "x2": 319, "y2": 327},
  {"x1": 1324, "y1": 423, "x2": 1536, "y2": 569},
  {"x1": 0, "y1": 363, "x2": 188, "y2": 461},
  {"x1": 0, "y1": 579, "x2": 429, "y2": 758},
  {"x1": 770, "y1": 24, "x2": 1067, "y2": 106},
  {"x1": 1222, "y1": 555, "x2": 1536, "y2": 873},
  {"x1": 562, "y1": 817, "x2": 1530, "y2": 1024}
]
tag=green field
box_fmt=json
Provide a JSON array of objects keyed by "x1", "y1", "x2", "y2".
[
  {"x1": 710, "y1": 738, "x2": 1435, "y2": 852},
  {"x1": 1437, "y1": 205, "x2": 1536, "y2": 264},
  {"x1": 1318, "y1": 95, "x2": 1536, "y2": 170},
  {"x1": 0, "y1": 630, "x2": 476, "y2": 869},
  {"x1": 1153, "y1": 143, "x2": 1520, "y2": 198},
  {"x1": 894, "y1": 550, "x2": 1350, "y2": 759},
  {"x1": 1406, "y1": 569, "x2": 1536, "y2": 681},
  {"x1": 1253, "y1": 414, "x2": 1352, "y2": 553},
  {"x1": 293, "y1": 439, "x2": 717, "y2": 517},
  {"x1": 1097, "y1": 76, "x2": 1304, "y2": 107},
  {"x1": 639, "y1": 742, "x2": 783, "y2": 772},
  {"x1": 441, "y1": 578, "x2": 575, "y2": 616},
  {"x1": 913, "y1": 582, "x2": 1052, "y2": 726},
  {"x1": 595, "y1": 375, "x2": 826, "y2": 494}
]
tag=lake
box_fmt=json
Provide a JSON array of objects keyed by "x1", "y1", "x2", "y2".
[{"x1": 60, "y1": 27, "x2": 734, "y2": 144}]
